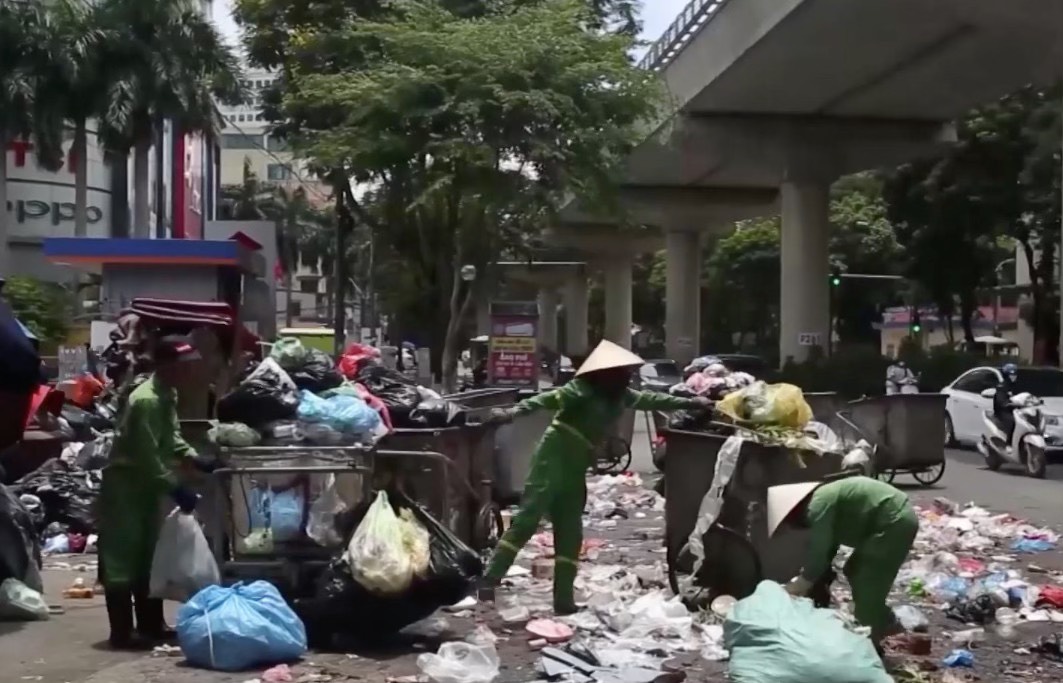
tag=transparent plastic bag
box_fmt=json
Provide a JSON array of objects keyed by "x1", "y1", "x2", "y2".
[
  {"x1": 0, "y1": 578, "x2": 49, "y2": 621},
  {"x1": 417, "y1": 641, "x2": 500, "y2": 683},
  {"x1": 306, "y1": 475, "x2": 348, "y2": 547},
  {"x1": 149, "y1": 509, "x2": 221, "y2": 602},
  {"x1": 210, "y1": 422, "x2": 261, "y2": 448},
  {"x1": 399, "y1": 508, "x2": 431, "y2": 577},
  {"x1": 343, "y1": 492, "x2": 415, "y2": 595},
  {"x1": 270, "y1": 337, "x2": 311, "y2": 371}
]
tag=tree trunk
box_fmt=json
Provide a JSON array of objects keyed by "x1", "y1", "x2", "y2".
[
  {"x1": 332, "y1": 177, "x2": 349, "y2": 356},
  {"x1": 73, "y1": 119, "x2": 89, "y2": 238},
  {"x1": 0, "y1": 133, "x2": 9, "y2": 276},
  {"x1": 132, "y1": 136, "x2": 151, "y2": 237},
  {"x1": 960, "y1": 294, "x2": 977, "y2": 344}
]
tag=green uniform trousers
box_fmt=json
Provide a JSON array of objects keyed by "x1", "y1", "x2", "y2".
[
  {"x1": 485, "y1": 426, "x2": 588, "y2": 612},
  {"x1": 843, "y1": 505, "x2": 919, "y2": 639}
]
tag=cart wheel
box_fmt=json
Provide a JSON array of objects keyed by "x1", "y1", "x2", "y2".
[
  {"x1": 474, "y1": 501, "x2": 505, "y2": 551},
  {"x1": 875, "y1": 468, "x2": 896, "y2": 484},
  {"x1": 912, "y1": 460, "x2": 946, "y2": 487},
  {"x1": 594, "y1": 436, "x2": 632, "y2": 475}
]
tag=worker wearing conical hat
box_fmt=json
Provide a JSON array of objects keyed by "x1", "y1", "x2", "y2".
[
  {"x1": 767, "y1": 476, "x2": 918, "y2": 645},
  {"x1": 481, "y1": 340, "x2": 711, "y2": 614}
]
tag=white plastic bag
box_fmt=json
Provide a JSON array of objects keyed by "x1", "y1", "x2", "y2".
[
  {"x1": 0, "y1": 578, "x2": 49, "y2": 621},
  {"x1": 306, "y1": 475, "x2": 348, "y2": 546},
  {"x1": 417, "y1": 641, "x2": 500, "y2": 683},
  {"x1": 343, "y1": 491, "x2": 415, "y2": 595},
  {"x1": 150, "y1": 509, "x2": 221, "y2": 602},
  {"x1": 399, "y1": 508, "x2": 431, "y2": 577}
]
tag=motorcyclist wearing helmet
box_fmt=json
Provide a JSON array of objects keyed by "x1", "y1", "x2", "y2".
[
  {"x1": 885, "y1": 359, "x2": 916, "y2": 394},
  {"x1": 993, "y1": 363, "x2": 1020, "y2": 441}
]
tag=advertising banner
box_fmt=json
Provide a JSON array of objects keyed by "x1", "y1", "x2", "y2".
[{"x1": 488, "y1": 301, "x2": 539, "y2": 387}]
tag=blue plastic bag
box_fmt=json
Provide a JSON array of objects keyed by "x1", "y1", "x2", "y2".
[
  {"x1": 269, "y1": 489, "x2": 304, "y2": 542},
  {"x1": 1011, "y1": 538, "x2": 1055, "y2": 553},
  {"x1": 297, "y1": 390, "x2": 380, "y2": 435},
  {"x1": 725, "y1": 581, "x2": 891, "y2": 683},
  {"x1": 177, "y1": 581, "x2": 307, "y2": 671}
]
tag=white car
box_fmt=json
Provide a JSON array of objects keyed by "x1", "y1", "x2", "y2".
[{"x1": 942, "y1": 366, "x2": 1063, "y2": 448}]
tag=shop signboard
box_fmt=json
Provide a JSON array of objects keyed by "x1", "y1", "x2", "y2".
[{"x1": 488, "y1": 301, "x2": 539, "y2": 387}]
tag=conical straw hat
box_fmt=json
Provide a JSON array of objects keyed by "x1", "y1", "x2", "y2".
[
  {"x1": 575, "y1": 340, "x2": 644, "y2": 377},
  {"x1": 766, "y1": 482, "x2": 821, "y2": 537}
]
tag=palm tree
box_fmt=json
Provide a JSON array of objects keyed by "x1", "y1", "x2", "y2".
[{"x1": 96, "y1": 0, "x2": 243, "y2": 236}]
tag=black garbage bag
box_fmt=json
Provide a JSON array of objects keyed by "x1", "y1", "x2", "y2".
[
  {"x1": 217, "y1": 358, "x2": 299, "y2": 426},
  {"x1": 296, "y1": 489, "x2": 482, "y2": 645},
  {"x1": 11, "y1": 460, "x2": 100, "y2": 534},
  {"x1": 289, "y1": 349, "x2": 343, "y2": 394},
  {"x1": 60, "y1": 405, "x2": 107, "y2": 441},
  {"x1": 945, "y1": 594, "x2": 996, "y2": 625},
  {"x1": 0, "y1": 483, "x2": 43, "y2": 592},
  {"x1": 356, "y1": 366, "x2": 422, "y2": 426},
  {"x1": 407, "y1": 398, "x2": 467, "y2": 428}
]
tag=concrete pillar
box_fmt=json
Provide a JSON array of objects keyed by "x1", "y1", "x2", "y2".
[
  {"x1": 537, "y1": 287, "x2": 559, "y2": 352},
  {"x1": 665, "y1": 229, "x2": 701, "y2": 364},
  {"x1": 779, "y1": 180, "x2": 831, "y2": 364},
  {"x1": 475, "y1": 299, "x2": 491, "y2": 337},
  {"x1": 602, "y1": 256, "x2": 633, "y2": 349},
  {"x1": 563, "y1": 276, "x2": 589, "y2": 356}
]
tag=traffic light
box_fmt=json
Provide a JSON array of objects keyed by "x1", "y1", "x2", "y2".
[
  {"x1": 911, "y1": 309, "x2": 922, "y2": 334},
  {"x1": 830, "y1": 267, "x2": 842, "y2": 287}
]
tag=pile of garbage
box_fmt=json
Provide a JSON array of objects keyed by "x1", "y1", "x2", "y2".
[
  {"x1": 212, "y1": 339, "x2": 467, "y2": 449},
  {"x1": 674, "y1": 356, "x2": 757, "y2": 401}
]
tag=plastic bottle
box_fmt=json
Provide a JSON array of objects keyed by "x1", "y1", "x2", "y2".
[
  {"x1": 894, "y1": 605, "x2": 929, "y2": 632},
  {"x1": 995, "y1": 607, "x2": 1020, "y2": 641}
]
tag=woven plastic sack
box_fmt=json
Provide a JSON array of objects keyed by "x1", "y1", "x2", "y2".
[
  {"x1": 717, "y1": 381, "x2": 812, "y2": 429},
  {"x1": 177, "y1": 581, "x2": 307, "y2": 671},
  {"x1": 725, "y1": 581, "x2": 891, "y2": 683},
  {"x1": 343, "y1": 492, "x2": 415, "y2": 595}
]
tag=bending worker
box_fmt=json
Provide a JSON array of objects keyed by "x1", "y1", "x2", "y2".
[
  {"x1": 768, "y1": 475, "x2": 918, "y2": 646},
  {"x1": 98, "y1": 335, "x2": 217, "y2": 649},
  {"x1": 482, "y1": 340, "x2": 711, "y2": 614}
]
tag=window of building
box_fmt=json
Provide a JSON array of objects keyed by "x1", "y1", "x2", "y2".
[
  {"x1": 267, "y1": 163, "x2": 293, "y2": 180},
  {"x1": 299, "y1": 279, "x2": 318, "y2": 294},
  {"x1": 221, "y1": 133, "x2": 259, "y2": 149}
]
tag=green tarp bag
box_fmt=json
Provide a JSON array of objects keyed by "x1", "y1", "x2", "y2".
[{"x1": 725, "y1": 581, "x2": 892, "y2": 683}]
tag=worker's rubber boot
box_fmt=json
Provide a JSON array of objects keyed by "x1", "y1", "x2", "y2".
[
  {"x1": 133, "y1": 583, "x2": 175, "y2": 642},
  {"x1": 553, "y1": 562, "x2": 579, "y2": 615},
  {"x1": 105, "y1": 589, "x2": 151, "y2": 651}
]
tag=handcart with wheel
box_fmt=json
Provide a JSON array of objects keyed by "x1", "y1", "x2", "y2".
[
  {"x1": 659, "y1": 426, "x2": 843, "y2": 607},
  {"x1": 208, "y1": 444, "x2": 375, "y2": 595},
  {"x1": 835, "y1": 393, "x2": 947, "y2": 487},
  {"x1": 378, "y1": 422, "x2": 505, "y2": 552}
]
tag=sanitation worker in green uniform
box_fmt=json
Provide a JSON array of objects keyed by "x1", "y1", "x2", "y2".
[
  {"x1": 481, "y1": 340, "x2": 710, "y2": 614},
  {"x1": 98, "y1": 335, "x2": 214, "y2": 649},
  {"x1": 768, "y1": 476, "x2": 919, "y2": 646}
]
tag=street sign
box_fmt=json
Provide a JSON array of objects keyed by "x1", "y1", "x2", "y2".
[{"x1": 797, "y1": 333, "x2": 821, "y2": 347}]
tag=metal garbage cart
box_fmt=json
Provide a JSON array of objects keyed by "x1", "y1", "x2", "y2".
[
  {"x1": 378, "y1": 422, "x2": 504, "y2": 551},
  {"x1": 661, "y1": 427, "x2": 842, "y2": 603},
  {"x1": 836, "y1": 393, "x2": 947, "y2": 486},
  {"x1": 209, "y1": 445, "x2": 375, "y2": 594},
  {"x1": 494, "y1": 390, "x2": 552, "y2": 503},
  {"x1": 443, "y1": 387, "x2": 520, "y2": 421},
  {"x1": 803, "y1": 392, "x2": 847, "y2": 433}
]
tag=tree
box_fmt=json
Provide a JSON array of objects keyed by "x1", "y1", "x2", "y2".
[
  {"x1": 95, "y1": 0, "x2": 243, "y2": 235},
  {"x1": 281, "y1": 0, "x2": 660, "y2": 387},
  {"x1": 4, "y1": 276, "x2": 71, "y2": 348}
]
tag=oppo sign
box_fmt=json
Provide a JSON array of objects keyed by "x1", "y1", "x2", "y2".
[{"x1": 4, "y1": 139, "x2": 112, "y2": 236}]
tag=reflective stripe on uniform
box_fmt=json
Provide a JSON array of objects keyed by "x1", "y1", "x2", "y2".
[{"x1": 555, "y1": 554, "x2": 579, "y2": 568}]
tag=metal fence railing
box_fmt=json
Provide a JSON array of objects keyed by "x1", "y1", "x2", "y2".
[{"x1": 638, "y1": 0, "x2": 732, "y2": 72}]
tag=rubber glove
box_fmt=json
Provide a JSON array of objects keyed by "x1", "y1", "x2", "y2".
[
  {"x1": 190, "y1": 455, "x2": 222, "y2": 474},
  {"x1": 690, "y1": 396, "x2": 713, "y2": 410},
  {"x1": 487, "y1": 407, "x2": 519, "y2": 425},
  {"x1": 785, "y1": 575, "x2": 814, "y2": 597},
  {"x1": 170, "y1": 486, "x2": 198, "y2": 514}
]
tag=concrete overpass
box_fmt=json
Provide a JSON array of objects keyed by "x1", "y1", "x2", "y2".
[{"x1": 551, "y1": 0, "x2": 1063, "y2": 364}]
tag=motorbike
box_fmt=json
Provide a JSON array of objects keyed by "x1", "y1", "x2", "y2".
[{"x1": 977, "y1": 389, "x2": 1048, "y2": 478}]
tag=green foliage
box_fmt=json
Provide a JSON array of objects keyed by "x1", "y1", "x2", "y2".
[{"x1": 4, "y1": 276, "x2": 70, "y2": 347}]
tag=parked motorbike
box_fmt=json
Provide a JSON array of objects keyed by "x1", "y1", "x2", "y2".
[
  {"x1": 885, "y1": 375, "x2": 920, "y2": 395},
  {"x1": 977, "y1": 389, "x2": 1048, "y2": 478}
]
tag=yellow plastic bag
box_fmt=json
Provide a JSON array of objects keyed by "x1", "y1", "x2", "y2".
[{"x1": 716, "y1": 382, "x2": 813, "y2": 430}]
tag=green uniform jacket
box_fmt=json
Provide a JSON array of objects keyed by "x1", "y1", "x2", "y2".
[
  {"x1": 98, "y1": 375, "x2": 195, "y2": 587},
  {"x1": 801, "y1": 476, "x2": 912, "y2": 581}
]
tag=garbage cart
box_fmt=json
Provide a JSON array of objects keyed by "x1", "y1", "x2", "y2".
[
  {"x1": 209, "y1": 445, "x2": 374, "y2": 594},
  {"x1": 378, "y1": 422, "x2": 503, "y2": 551},
  {"x1": 836, "y1": 393, "x2": 947, "y2": 486},
  {"x1": 660, "y1": 427, "x2": 843, "y2": 603},
  {"x1": 802, "y1": 392, "x2": 847, "y2": 433}
]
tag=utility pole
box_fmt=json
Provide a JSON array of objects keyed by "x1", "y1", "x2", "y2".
[{"x1": 1059, "y1": 89, "x2": 1063, "y2": 366}]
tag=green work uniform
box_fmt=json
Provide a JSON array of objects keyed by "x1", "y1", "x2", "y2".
[
  {"x1": 98, "y1": 375, "x2": 195, "y2": 588},
  {"x1": 800, "y1": 476, "x2": 918, "y2": 639},
  {"x1": 485, "y1": 379, "x2": 697, "y2": 611}
]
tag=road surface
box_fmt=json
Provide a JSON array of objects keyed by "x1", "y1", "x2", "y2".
[{"x1": 629, "y1": 413, "x2": 1063, "y2": 527}]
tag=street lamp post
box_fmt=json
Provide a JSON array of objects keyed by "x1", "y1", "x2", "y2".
[{"x1": 993, "y1": 257, "x2": 1016, "y2": 336}]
